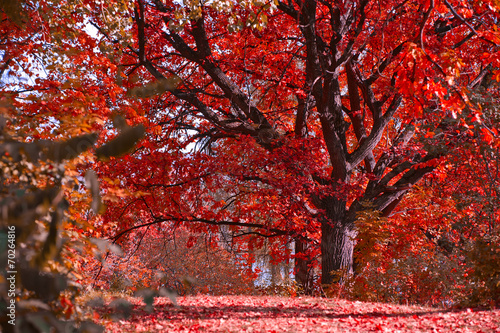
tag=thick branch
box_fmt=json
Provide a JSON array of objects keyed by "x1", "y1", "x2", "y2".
[
  {"x1": 136, "y1": 41, "x2": 258, "y2": 137},
  {"x1": 319, "y1": 109, "x2": 350, "y2": 180},
  {"x1": 350, "y1": 64, "x2": 384, "y2": 121},
  {"x1": 348, "y1": 93, "x2": 402, "y2": 171},
  {"x1": 295, "y1": 96, "x2": 309, "y2": 138},
  {"x1": 364, "y1": 123, "x2": 416, "y2": 197},
  {"x1": 468, "y1": 64, "x2": 493, "y2": 89},
  {"x1": 371, "y1": 123, "x2": 416, "y2": 178},
  {"x1": 299, "y1": 0, "x2": 323, "y2": 96},
  {"x1": 373, "y1": 162, "x2": 437, "y2": 213},
  {"x1": 276, "y1": 1, "x2": 298, "y2": 17},
  {"x1": 190, "y1": 13, "x2": 212, "y2": 58},
  {"x1": 187, "y1": 11, "x2": 273, "y2": 130},
  {"x1": 337, "y1": 0, "x2": 369, "y2": 67},
  {"x1": 0, "y1": 58, "x2": 11, "y2": 81},
  {"x1": 346, "y1": 61, "x2": 375, "y2": 172}
]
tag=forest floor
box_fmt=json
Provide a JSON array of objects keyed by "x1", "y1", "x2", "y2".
[{"x1": 87, "y1": 294, "x2": 500, "y2": 332}]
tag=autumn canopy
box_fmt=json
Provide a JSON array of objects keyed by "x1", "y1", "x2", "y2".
[{"x1": 0, "y1": 0, "x2": 499, "y2": 330}]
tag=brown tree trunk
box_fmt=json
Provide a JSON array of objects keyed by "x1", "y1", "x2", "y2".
[
  {"x1": 320, "y1": 198, "x2": 356, "y2": 286},
  {"x1": 294, "y1": 237, "x2": 314, "y2": 295}
]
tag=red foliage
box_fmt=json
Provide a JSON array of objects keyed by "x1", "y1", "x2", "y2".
[
  {"x1": 85, "y1": 227, "x2": 256, "y2": 295},
  {"x1": 78, "y1": 0, "x2": 500, "y2": 290},
  {"x1": 3, "y1": 0, "x2": 500, "y2": 316},
  {"x1": 95, "y1": 295, "x2": 500, "y2": 332}
]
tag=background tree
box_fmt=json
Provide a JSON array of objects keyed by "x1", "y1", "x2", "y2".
[{"x1": 87, "y1": 226, "x2": 257, "y2": 295}]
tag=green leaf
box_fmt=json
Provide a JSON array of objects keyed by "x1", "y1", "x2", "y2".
[
  {"x1": 90, "y1": 238, "x2": 124, "y2": 256},
  {"x1": 44, "y1": 133, "x2": 99, "y2": 162},
  {"x1": 126, "y1": 77, "x2": 181, "y2": 98},
  {"x1": 95, "y1": 125, "x2": 145, "y2": 161},
  {"x1": 84, "y1": 170, "x2": 103, "y2": 214},
  {"x1": 134, "y1": 288, "x2": 158, "y2": 312},
  {"x1": 108, "y1": 299, "x2": 133, "y2": 319},
  {"x1": 20, "y1": 267, "x2": 68, "y2": 301}
]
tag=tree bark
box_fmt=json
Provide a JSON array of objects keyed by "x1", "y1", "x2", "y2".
[
  {"x1": 320, "y1": 197, "x2": 356, "y2": 286},
  {"x1": 294, "y1": 237, "x2": 315, "y2": 295}
]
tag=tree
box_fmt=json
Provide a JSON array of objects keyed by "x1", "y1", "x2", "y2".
[
  {"x1": 69, "y1": 0, "x2": 500, "y2": 290},
  {"x1": 328, "y1": 79, "x2": 500, "y2": 306},
  {"x1": 88, "y1": 227, "x2": 257, "y2": 295}
]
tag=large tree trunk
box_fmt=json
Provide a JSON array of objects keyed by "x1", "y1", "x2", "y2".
[
  {"x1": 321, "y1": 221, "x2": 356, "y2": 286},
  {"x1": 320, "y1": 198, "x2": 356, "y2": 286}
]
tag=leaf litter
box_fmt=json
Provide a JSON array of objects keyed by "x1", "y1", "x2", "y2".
[{"x1": 93, "y1": 295, "x2": 500, "y2": 332}]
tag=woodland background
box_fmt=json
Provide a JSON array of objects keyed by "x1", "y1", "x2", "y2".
[{"x1": 0, "y1": 0, "x2": 499, "y2": 332}]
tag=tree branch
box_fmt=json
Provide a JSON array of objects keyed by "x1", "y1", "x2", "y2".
[
  {"x1": 135, "y1": 0, "x2": 146, "y2": 63},
  {"x1": 111, "y1": 215, "x2": 289, "y2": 242},
  {"x1": 348, "y1": 93, "x2": 402, "y2": 171},
  {"x1": 186, "y1": 9, "x2": 274, "y2": 131},
  {"x1": 372, "y1": 123, "x2": 416, "y2": 176},
  {"x1": 366, "y1": 41, "x2": 406, "y2": 86},
  {"x1": 346, "y1": 61, "x2": 375, "y2": 173},
  {"x1": 417, "y1": 0, "x2": 447, "y2": 77},
  {"x1": 468, "y1": 63, "x2": 493, "y2": 89},
  {"x1": 371, "y1": 156, "x2": 440, "y2": 214}
]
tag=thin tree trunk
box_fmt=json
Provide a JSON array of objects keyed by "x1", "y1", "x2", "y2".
[{"x1": 294, "y1": 237, "x2": 314, "y2": 295}]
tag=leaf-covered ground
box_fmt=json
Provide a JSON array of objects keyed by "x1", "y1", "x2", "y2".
[{"x1": 92, "y1": 295, "x2": 500, "y2": 332}]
